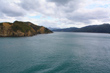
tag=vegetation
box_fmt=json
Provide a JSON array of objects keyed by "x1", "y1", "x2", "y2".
[
  {"x1": 52, "y1": 23, "x2": 110, "y2": 33},
  {"x1": 12, "y1": 21, "x2": 31, "y2": 32},
  {"x1": 0, "y1": 23, "x2": 3, "y2": 26},
  {"x1": 0, "y1": 21, "x2": 52, "y2": 37},
  {"x1": 75, "y1": 24, "x2": 110, "y2": 33},
  {"x1": 6, "y1": 22, "x2": 12, "y2": 25},
  {"x1": 44, "y1": 28, "x2": 52, "y2": 33}
]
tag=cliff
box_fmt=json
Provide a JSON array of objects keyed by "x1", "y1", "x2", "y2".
[{"x1": 0, "y1": 21, "x2": 53, "y2": 37}]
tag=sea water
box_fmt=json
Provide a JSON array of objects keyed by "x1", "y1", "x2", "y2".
[{"x1": 0, "y1": 32, "x2": 110, "y2": 73}]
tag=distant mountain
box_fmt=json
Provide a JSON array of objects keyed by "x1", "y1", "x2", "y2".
[
  {"x1": 0, "y1": 21, "x2": 53, "y2": 37},
  {"x1": 52, "y1": 23, "x2": 110, "y2": 33}
]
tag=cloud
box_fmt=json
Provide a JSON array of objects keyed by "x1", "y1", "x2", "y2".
[
  {"x1": 0, "y1": 0, "x2": 110, "y2": 28},
  {"x1": 67, "y1": 8, "x2": 110, "y2": 24},
  {"x1": 19, "y1": 0, "x2": 56, "y2": 16},
  {"x1": 47, "y1": 0, "x2": 72, "y2": 5},
  {"x1": 0, "y1": 0, "x2": 25, "y2": 17}
]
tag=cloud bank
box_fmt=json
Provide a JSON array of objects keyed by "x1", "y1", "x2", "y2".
[{"x1": 0, "y1": 0, "x2": 110, "y2": 28}]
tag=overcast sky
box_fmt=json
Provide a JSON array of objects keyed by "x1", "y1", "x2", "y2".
[{"x1": 0, "y1": 0, "x2": 110, "y2": 28}]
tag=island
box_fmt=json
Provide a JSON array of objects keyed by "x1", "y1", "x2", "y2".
[{"x1": 0, "y1": 21, "x2": 53, "y2": 37}]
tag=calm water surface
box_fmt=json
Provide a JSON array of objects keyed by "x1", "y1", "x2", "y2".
[{"x1": 0, "y1": 32, "x2": 110, "y2": 73}]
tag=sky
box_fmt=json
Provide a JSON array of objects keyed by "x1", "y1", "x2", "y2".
[{"x1": 0, "y1": 0, "x2": 110, "y2": 28}]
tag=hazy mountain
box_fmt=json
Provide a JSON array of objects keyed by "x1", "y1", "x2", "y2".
[{"x1": 52, "y1": 23, "x2": 110, "y2": 33}]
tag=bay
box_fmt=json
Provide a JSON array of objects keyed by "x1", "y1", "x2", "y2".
[{"x1": 0, "y1": 32, "x2": 110, "y2": 73}]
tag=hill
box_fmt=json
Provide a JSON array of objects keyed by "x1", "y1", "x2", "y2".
[
  {"x1": 0, "y1": 21, "x2": 53, "y2": 37},
  {"x1": 52, "y1": 23, "x2": 110, "y2": 33}
]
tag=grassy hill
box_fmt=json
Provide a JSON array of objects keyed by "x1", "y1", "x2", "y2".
[{"x1": 0, "y1": 21, "x2": 53, "y2": 37}]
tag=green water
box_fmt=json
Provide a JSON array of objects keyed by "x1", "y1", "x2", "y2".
[{"x1": 0, "y1": 32, "x2": 110, "y2": 73}]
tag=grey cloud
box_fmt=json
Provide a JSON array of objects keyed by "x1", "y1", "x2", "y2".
[
  {"x1": 19, "y1": 0, "x2": 82, "y2": 17},
  {"x1": 0, "y1": 0, "x2": 109, "y2": 28},
  {"x1": 19, "y1": 0, "x2": 40, "y2": 10},
  {"x1": 47, "y1": 0, "x2": 72, "y2": 5},
  {"x1": 19, "y1": 0, "x2": 57, "y2": 16},
  {"x1": 19, "y1": 0, "x2": 81, "y2": 16},
  {"x1": 1, "y1": 8, "x2": 25, "y2": 17},
  {"x1": 0, "y1": 12, "x2": 5, "y2": 18},
  {"x1": 0, "y1": 0, "x2": 25, "y2": 17},
  {"x1": 67, "y1": 9, "x2": 110, "y2": 24}
]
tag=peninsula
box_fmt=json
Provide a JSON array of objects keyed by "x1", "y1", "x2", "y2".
[{"x1": 0, "y1": 21, "x2": 53, "y2": 37}]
